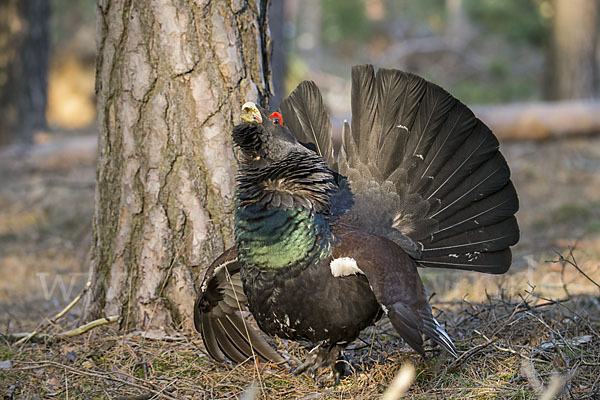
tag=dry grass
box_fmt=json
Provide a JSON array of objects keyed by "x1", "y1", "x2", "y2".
[
  {"x1": 1, "y1": 136, "x2": 599, "y2": 398},
  {"x1": 1, "y1": 280, "x2": 599, "y2": 399}
]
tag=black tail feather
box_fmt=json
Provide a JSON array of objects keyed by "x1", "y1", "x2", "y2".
[
  {"x1": 387, "y1": 303, "x2": 425, "y2": 355},
  {"x1": 279, "y1": 80, "x2": 335, "y2": 167},
  {"x1": 430, "y1": 182, "x2": 519, "y2": 242},
  {"x1": 431, "y1": 155, "x2": 511, "y2": 223},
  {"x1": 200, "y1": 315, "x2": 227, "y2": 362},
  {"x1": 351, "y1": 64, "x2": 379, "y2": 165},
  {"x1": 402, "y1": 82, "x2": 456, "y2": 172},
  {"x1": 418, "y1": 248, "x2": 513, "y2": 274},
  {"x1": 420, "y1": 313, "x2": 458, "y2": 358},
  {"x1": 375, "y1": 69, "x2": 426, "y2": 177},
  {"x1": 213, "y1": 317, "x2": 249, "y2": 363},
  {"x1": 421, "y1": 122, "x2": 501, "y2": 203},
  {"x1": 422, "y1": 217, "x2": 519, "y2": 257},
  {"x1": 338, "y1": 65, "x2": 519, "y2": 273}
]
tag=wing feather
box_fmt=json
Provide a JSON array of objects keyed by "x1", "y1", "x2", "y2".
[{"x1": 194, "y1": 247, "x2": 284, "y2": 364}]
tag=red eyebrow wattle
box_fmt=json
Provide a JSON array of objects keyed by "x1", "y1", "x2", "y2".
[{"x1": 269, "y1": 112, "x2": 283, "y2": 126}]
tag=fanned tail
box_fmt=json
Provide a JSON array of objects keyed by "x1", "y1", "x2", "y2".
[{"x1": 339, "y1": 65, "x2": 519, "y2": 273}]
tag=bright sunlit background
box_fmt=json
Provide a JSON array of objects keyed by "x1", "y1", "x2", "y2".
[
  {"x1": 0, "y1": 1, "x2": 599, "y2": 398},
  {"x1": 5, "y1": 0, "x2": 598, "y2": 137}
]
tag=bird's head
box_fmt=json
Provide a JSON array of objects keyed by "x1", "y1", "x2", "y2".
[
  {"x1": 232, "y1": 102, "x2": 337, "y2": 212},
  {"x1": 232, "y1": 102, "x2": 307, "y2": 168}
]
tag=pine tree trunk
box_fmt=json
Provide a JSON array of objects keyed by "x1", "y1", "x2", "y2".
[
  {"x1": 551, "y1": 0, "x2": 598, "y2": 99},
  {"x1": 84, "y1": 0, "x2": 271, "y2": 334},
  {"x1": 0, "y1": 0, "x2": 49, "y2": 146}
]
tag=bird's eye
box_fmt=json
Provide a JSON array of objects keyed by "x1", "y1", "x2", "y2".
[{"x1": 269, "y1": 112, "x2": 283, "y2": 127}]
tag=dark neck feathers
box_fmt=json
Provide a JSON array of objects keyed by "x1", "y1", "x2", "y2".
[{"x1": 236, "y1": 150, "x2": 337, "y2": 213}]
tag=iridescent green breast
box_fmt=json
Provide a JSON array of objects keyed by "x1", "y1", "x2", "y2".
[{"x1": 234, "y1": 204, "x2": 331, "y2": 271}]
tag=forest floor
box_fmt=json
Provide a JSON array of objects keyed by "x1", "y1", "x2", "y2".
[{"x1": 0, "y1": 133, "x2": 599, "y2": 399}]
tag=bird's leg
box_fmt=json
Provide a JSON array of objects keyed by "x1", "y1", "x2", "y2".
[
  {"x1": 293, "y1": 343, "x2": 345, "y2": 380},
  {"x1": 332, "y1": 352, "x2": 353, "y2": 384},
  {"x1": 292, "y1": 344, "x2": 323, "y2": 378}
]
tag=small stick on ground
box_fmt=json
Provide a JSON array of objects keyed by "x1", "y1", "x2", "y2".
[
  {"x1": 14, "y1": 280, "x2": 92, "y2": 345},
  {"x1": 4, "y1": 316, "x2": 119, "y2": 343},
  {"x1": 51, "y1": 280, "x2": 92, "y2": 323},
  {"x1": 548, "y1": 247, "x2": 600, "y2": 290}
]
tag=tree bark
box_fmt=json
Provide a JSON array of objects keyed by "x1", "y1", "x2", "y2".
[
  {"x1": 0, "y1": 0, "x2": 49, "y2": 146},
  {"x1": 84, "y1": 0, "x2": 271, "y2": 334},
  {"x1": 551, "y1": 0, "x2": 598, "y2": 99}
]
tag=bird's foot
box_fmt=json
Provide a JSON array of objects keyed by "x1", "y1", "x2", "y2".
[
  {"x1": 332, "y1": 353, "x2": 353, "y2": 384},
  {"x1": 292, "y1": 344, "x2": 352, "y2": 385},
  {"x1": 292, "y1": 345, "x2": 327, "y2": 378}
]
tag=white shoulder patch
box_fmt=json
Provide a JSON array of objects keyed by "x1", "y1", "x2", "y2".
[{"x1": 330, "y1": 257, "x2": 364, "y2": 277}]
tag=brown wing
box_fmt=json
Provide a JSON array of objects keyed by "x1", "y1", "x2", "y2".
[
  {"x1": 194, "y1": 247, "x2": 284, "y2": 364},
  {"x1": 332, "y1": 224, "x2": 457, "y2": 357}
]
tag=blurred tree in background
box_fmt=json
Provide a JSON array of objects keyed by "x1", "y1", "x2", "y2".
[
  {"x1": 283, "y1": 0, "x2": 598, "y2": 112},
  {"x1": 551, "y1": 0, "x2": 598, "y2": 99},
  {"x1": 1, "y1": 0, "x2": 597, "y2": 143},
  {"x1": 0, "y1": 0, "x2": 49, "y2": 145},
  {"x1": 466, "y1": 0, "x2": 551, "y2": 46},
  {"x1": 47, "y1": 0, "x2": 96, "y2": 130},
  {"x1": 269, "y1": 0, "x2": 287, "y2": 106}
]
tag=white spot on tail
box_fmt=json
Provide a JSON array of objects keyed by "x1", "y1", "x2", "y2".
[
  {"x1": 466, "y1": 251, "x2": 481, "y2": 262},
  {"x1": 397, "y1": 124, "x2": 408, "y2": 131},
  {"x1": 330, "y1": 257, "x2": 363, "y2": 277}
]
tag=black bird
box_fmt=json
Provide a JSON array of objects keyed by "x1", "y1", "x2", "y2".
[{"x1": 194, "y1": 65, "x2": 519, "y2": 376}]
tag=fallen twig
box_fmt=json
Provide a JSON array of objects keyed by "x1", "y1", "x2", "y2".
[
  {"x1": 4, "y1": 316, "x2": 119, "y2": 343},
  {"x1": 52, "y1": 280, "x2": 92, "y2": 323},
  {"x1": 14, "y1": 280, "x2": 92, "y2": 345},
  {"x1": 114, "y1": 394, "x2": 153, "y2": 400},
  {"x1": 447, "y1": 334, "x2": 496, "y2": 369},
  {"x1": 548, "y1": 248, "x2": 600, "y2": 291}
]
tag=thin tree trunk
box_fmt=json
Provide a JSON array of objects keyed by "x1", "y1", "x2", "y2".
[
  {"x1": 295, "y1": 0, "x2": 321, "y2": 70},
  {"x1": 0, "y1": 0, "x2": 49, "y2": 146},
  {"x1": 269, "y1": 0, "x2": 286, "y2": 107},
  {"x1": 551, "y1": 0, "x2": 597, "y2": 99},
  {"x1": 84, "y1": 0, "x2": 271, "y2": 334},
  {"x1": 445, "y1": 0, "x2": 469, "y2": 47}
]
